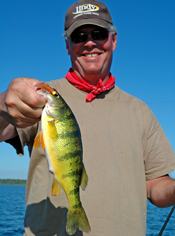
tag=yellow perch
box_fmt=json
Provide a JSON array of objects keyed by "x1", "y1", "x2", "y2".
[{"x1": 34, "y1": 84, "x2": 90, "y2": 235}]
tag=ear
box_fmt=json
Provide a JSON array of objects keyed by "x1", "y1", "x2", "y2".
[
  {"x1": 66, "y1": 40, "x2": 70, "y2": 55},
  {"x1": 112, "y1": 32, "x2": 117, "y2": 51}
]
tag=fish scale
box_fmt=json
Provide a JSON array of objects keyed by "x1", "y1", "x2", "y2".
[{"x1": 34, "y1": 84, "x2": 91, "y2": 235}]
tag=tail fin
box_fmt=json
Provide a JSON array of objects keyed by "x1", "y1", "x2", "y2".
[{"x1": 66, "y1": 206, "x2": 91, "y2": 235}]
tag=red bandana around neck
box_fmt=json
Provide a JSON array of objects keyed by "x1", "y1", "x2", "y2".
[{"x1": 65, "y1": 69, "x2": 115, "y2": 102}]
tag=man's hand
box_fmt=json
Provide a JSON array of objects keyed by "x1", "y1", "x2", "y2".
[{"x1": 0, "y1": 77, "x2": 46, "y2": 128}]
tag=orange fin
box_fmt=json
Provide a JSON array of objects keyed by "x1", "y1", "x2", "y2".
[
  {"x1": 33, "y1": 131, "x2": 45, "y2": 149},
  {"x1": 52, "y1": 177, "x2": 63, "y2": 196}
]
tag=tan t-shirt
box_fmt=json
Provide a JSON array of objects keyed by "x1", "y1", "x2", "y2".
[{"x1": 15, "y1": 78, "x2": 175, "y2": 236}]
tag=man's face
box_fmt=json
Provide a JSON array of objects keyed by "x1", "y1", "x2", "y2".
[{"x1": 66, "y1": 25, "x2": 117, "y2": 85}]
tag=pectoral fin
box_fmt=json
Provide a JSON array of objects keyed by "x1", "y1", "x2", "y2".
[
  {"x1": 80, "y1": 165, "x2": 88, "y2": 191},
  {"x1": 52, "y1": 177, "x2": 63, "y2": 196},
  {"x1": 33, "y1": 131, "x2": 45, "y2": 149}
]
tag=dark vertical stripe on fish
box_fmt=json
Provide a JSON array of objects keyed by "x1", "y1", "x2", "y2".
[
  {"x1": 62, "y1": 170, "x2": 81, "y2": 179},
  {"x1": 58, "y1": 150, "x2": 82, "y2": 161},
  {"x1": 57, "y1": 130, "x2": 80, "y2": 139}
]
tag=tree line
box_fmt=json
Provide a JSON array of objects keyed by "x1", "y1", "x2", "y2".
[{"x1": 0, "y1": 179, "x2": 26, "y2": 185}]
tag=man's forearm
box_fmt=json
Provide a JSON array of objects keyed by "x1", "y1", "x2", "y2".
[
  {"x1": 147, "y1": 175, "x2": 175, "y2": 207},
  {"x1": 0, "y1": 123, "x2": 17, "y2": 142},
  {"x1": 0, "y1": 92, "x2": 17, "y2": 142}
]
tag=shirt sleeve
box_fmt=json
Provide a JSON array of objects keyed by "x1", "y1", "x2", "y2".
[
  {"x1": 5, "y1": 123, "x2": 39, "y2": 156},
  {"x1": 5, "y1": 135, "x2": 24, "y2": 155},
  {"x1": 144, "y1": 108, "x2": 175, "y2": 180}
]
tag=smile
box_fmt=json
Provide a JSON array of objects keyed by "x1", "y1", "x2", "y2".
[{"x1": 84, "y1": 53, "x2": 100, "y2": 57}]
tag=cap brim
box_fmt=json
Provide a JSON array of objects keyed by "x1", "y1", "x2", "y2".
[{"x1": 67, "y1": 18, "x2": 111, "y2": 36}]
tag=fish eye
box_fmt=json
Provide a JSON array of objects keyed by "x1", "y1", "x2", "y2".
[{"x1": 52, "y1": 91, "x2": 58, "y2": 96}]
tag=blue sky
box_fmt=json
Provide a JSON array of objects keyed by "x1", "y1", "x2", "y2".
[{"x1": 0, "y1": 0, "x2": 175, "y2": 179}]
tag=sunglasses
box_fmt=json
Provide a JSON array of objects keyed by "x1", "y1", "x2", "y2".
[{"x1": 70, "y1": 28, "x2": 109, "y2": 44}]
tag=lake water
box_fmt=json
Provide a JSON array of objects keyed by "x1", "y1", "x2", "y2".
[
  {"x1": 0, "y1": 185, "x2": 26, "y2": 236},
  {"x1": 0, "y1": 185, "x2": 175, "y2": 235},
  {"x1": 147, "y1": 200, "x2": 175, "y2": 236}
]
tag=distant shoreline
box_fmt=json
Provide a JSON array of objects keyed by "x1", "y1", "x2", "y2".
[{"x1": 0, "y1": 179, "x2": 26, "y2": 185}]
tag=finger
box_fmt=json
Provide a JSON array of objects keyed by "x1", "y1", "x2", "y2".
[
  {"x1": 19, "y1": 89, "x2": 46, "y2": 108},
  {"x1": 6, "y1": 106, "x2": 43, "y2": 128},
  {"x1": 8, "y1": 78, "x2": 47, "y2": 108},
  {"x1": 1, "y1": 107, "x2": 41, "y2": 128}
]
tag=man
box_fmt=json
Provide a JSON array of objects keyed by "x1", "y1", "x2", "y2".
[{"x1": 1, "y1": 0, "x2": 175, "y2": 235}]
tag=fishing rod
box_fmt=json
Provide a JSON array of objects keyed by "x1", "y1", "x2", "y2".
[{"x1": 157, "y1": 204, "x2": 175, "y2": 236}]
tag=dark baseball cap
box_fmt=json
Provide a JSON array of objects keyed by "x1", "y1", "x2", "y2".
[{"x1": 64, "y1": 0, "x2": 113, "y2": 36}]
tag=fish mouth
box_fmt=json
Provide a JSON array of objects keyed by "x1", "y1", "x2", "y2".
[{"x1": 36, "y1": 83, "x2": 58, "y2": 96}]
